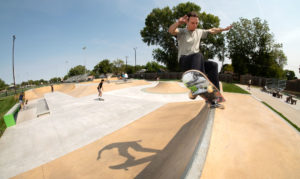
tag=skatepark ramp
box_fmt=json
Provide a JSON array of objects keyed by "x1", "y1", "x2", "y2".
[
  {"x1": 11, "y1": 101, "x2": 213, "y2": 179},
  {"x1": 36, "y1": 98, "x2": 50, "y2": 117},
  {"x1": 136, "y1": 104, "x2": 211, "y2": 179},
  {"x1": 25, "y1": 84, "x2": 75, "y2": 101},
  {"x1": 143, "y1": 81, "x2": 188, "y2": 94}
]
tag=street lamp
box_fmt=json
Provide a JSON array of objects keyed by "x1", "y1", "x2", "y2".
[
  {"x1": 12, "y1": 35, "x2": 16, "y2": 94},
  {"x1": 65, "y1": 60, "x2": 69, "y2": 74},
  {"x1": 82, "y1": 46, "x2": 87, "y2": 74},
  {"x1": 125, "y1": 56, "x2": 128, "y2": 72},
  {"x1": 133, "y1": 47, "x2": 137, "y2": 71}
]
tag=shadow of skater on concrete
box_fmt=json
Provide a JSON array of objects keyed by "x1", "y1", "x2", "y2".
[
  {"x1": 97, "y1": 140, "x2": 161, "y2": 170},
  {"x1": 136, "y1": 104, "x2": 210, "y2": 179}
]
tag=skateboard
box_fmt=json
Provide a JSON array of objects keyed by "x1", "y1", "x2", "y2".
[{"x1": 181, "y1": 70, "x2": 225, "y2": 107}]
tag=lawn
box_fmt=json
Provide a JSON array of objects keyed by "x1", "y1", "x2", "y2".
[
  {"x1": 0, "y1": 96, "x2": 18, "y2": 137},
  {"x1": 262, "y1": 101, "x2": 300, "y2": 132},
  {"x1": 222, "y1": 82, "x2": 250, "y2": 94}
]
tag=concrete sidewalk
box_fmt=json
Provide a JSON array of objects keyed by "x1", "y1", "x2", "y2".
[{"x1": 236, "y1": 84, "x2": 300, "y2": 128}]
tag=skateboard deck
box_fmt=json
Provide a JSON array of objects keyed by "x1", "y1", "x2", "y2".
[{"x1": 182, "y1": 70, "x2": 225, "y2": 104}]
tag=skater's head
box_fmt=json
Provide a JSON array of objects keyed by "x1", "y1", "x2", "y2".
[
  {"x1": 187, "y1": 11, "x2": 199, "y2": 31},
  {"x1": 101, "y1": 79, "x2": 104, "y2": 82}
]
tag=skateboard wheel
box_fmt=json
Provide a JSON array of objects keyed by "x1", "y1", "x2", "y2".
[
  {"x1": 189, "y1": 92, "x2": 197, "y2": 100},
  {"x1": 207, "y1": 85, "x2": 213, "y2": 93}
]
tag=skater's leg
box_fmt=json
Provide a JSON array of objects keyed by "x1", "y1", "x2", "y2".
[{"x1": 204, "y1": 61, "x2": 220, "y2": 90}]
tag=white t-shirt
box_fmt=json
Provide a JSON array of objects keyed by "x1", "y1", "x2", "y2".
[{"x1": 177, "y1": 28, "x2": 209, "y2": 61}]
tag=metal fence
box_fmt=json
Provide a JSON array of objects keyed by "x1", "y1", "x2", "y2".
[
  {"x1": 64, "y1": 74, "x2": 89, "y2": 83},
  {"x1": 285, "y1": 79, "x2": 300, "y2": 92},
  {"x1": 0, "y1": 84, "x2": 60, "y2": 98},
  {"x1": 129, "y1": 72, "x2": 183, "y2": 80},
  {"x1": 0, "y1": 87, "x2": 32, "y2": 98},
  {"x1": 219, "y1": 73, "x2": 287, "y2": 91}
]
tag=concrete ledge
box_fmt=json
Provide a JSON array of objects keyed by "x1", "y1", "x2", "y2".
[
  {"x1": 183, "y1": 108, "x2": 215, "y2": 178},
  {"x1": 36, "y1": 99, "x2": 50, "y2": 117},
  {"x1": 4, "y1": 103, "x2": 20, "y2": 127}
]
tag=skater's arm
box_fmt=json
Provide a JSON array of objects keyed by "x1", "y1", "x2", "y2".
[
  {"x1": 168, "y1": 15, "x2": 188, "y2": 35},
  {"x1": 208, "y1": 25, "x2": 232, "y2": 34}
]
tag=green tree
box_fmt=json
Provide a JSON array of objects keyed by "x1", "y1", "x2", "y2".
[
  {"x1": 221, "y1": 64, "x2": 234, "y2": 73},
  {"x1": 93, "y1": 59, "x2": 113, "y2": 75},
  {"x1": 67, "y1": 65, "x2": 87, "y2": 77},
  {"x1": 32, "y1": 80, "x2": 40, "y2": 86},
  {"x1": 141, "y1": 2, "x2": 224, "y2": 71},
  {"x1": 21, "y1": 81, "x2": 28, "y2": 86},
  {"x1": 126, "y1": 65, "x2": 146, "y2": 74},
  {"x1": 226, "y1": 17, "x2": 287, "y2": 78},
  {"x1": 28, "y1": 80, "x2": 34, "y2": 85},
  {"x1": 284, "y1": 70, "x2": 297, "y2": 80},
  {"x1": 145, "y1": 61, "x2": 166, "y2": 72},
  {"x1": 0, "y1": 78, "x2": 8, "y2": 90},
  {"x1": 49, "y1": 77, "x2": 61, "y2": 84},
  {"x1": 39, "y1": 79, "x2": 48, "y2": 85},
  {"x1": 112, "y1": 59, "x2": 125, "y2": 74},
  {"x1": 63, "y1": 75, "x2": 68, "y2": 81}
]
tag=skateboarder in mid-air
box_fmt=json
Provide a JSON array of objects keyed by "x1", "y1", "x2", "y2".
[
  {"x1": 168, "y1": 11, "x2": 232, "y2": 107},
  {"x1": 97, "y1": 79, "x2": 104, "y2": 99}
]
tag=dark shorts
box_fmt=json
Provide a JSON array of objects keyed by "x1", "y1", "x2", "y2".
[{"x1": 179, "y1": 53, "x2": 220, "y2": 90}]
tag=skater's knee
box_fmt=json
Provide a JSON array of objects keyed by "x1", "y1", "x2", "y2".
[{"x1": 208, "y1": 61, "x2": 218, "y2": 69}]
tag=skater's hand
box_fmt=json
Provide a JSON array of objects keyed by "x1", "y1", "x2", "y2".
[
  {"x1": 169, "y1": 15, "x2": 188, "y2": 35},
  {"x1": 222, "y1": 25, "x2": 233, "y2": 31},
  {"x1": 178, "y1": 15, "x2": 188, "y2": 25},
  {"x1": 209, "y1": 25, "x2": 233, "y2": 34}
]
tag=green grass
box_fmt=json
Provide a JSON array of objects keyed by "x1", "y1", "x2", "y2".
[
  {"x1": 262, "y1": 101, "x2": 300, "y2": 132},
  {"x1": 222, "y1": 82, "x2": 250, "y2": 94},
  {"x1": 0, "y1": 96, "x2": 18, "y2": 137}
]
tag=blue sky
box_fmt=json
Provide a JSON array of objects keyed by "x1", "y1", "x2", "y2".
[{"x1": 1, "y1": 0, "x2": 299, "y2": 84}]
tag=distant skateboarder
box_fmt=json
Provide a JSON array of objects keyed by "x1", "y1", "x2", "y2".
[
  {"x1": 97, "y1": 79, "x2": 104, "y2": 99},
  {"x1": 19, "y1": 92, "x2": 25, "y2": 110},
  {"x1": 51, "y1": 84, "x2": 54, "y2": 92},
  {"x1": 247, "y1": 79, "x2": 251, "y2": 90},
  {"x1": 168, "y1": 11, "x2": 232, "y2": 107}
]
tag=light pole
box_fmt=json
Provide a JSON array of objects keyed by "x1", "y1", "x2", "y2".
[
  {"x1": 125, "y1": 56, "x2": 128, "y2": 72},
  {"x1": 133, "y1": 47, "x2": 137, "y2": 71},
  {"x1": 82, "y1": 46, "x2": 87, "y2": 75},
  {"x1": 65, "y1": 60, "x2": 69, "y2": 74},
  {"x1": 12, "y1": 35, "x2": 16, "y2": 94}
]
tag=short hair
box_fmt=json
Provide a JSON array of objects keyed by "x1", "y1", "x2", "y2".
[{"x1": 187, "y1": 11, "x2": 199, "y2": 20}]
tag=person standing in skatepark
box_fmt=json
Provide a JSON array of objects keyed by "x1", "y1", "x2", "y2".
[
  {"x1": 97, "y1": 79, "x2": 104, "y2": 99},
  {"x1": 248, "y1": 79, "x2": 252, "y2": 90},
  {"x1": 168, "y1": 11, "x2": 232, "y2": 90}
]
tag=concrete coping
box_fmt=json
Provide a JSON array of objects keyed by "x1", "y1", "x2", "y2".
[{"x1": 5, "y1": 103, "x2": 20, "y2": 115}]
